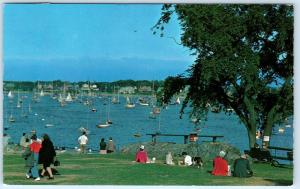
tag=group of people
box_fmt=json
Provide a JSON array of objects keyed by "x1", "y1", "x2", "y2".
[
  {"x1": 99, "y1": 137, "x2": 116, "y2": 154},
  {"x1": 211, "y1": 150, "x2": 253, "y2": 177},
  {"x1": 77, "y1": 132, "x2": 116, "y2": 154},
  {"x1": 22, "y1": 130, "x2": 56, "y2": 181},
  {"x1": 135, "y1": 145, "x2": 253, "y2": 178}
]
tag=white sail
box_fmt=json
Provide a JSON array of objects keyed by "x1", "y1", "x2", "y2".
[
  {"x1": 8, "y1": 91, "x2": 13, "y2": 99},
  {"x1": 40, "y1": 90, "x2": 45, "y2": 97},
  {"x1": 176, "y1": 97, "x2": 181, "y2": 104},
  {"x1": 58, "y1": 94, "x2": 64, "y2": 102},
  {"x1": 65, "y1": 93, "x2": 72, "y2": 102}
]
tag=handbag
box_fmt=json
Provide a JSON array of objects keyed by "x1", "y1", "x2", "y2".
[{"x1": 53, "y1": 157, "x2": 60, "y2": 166}]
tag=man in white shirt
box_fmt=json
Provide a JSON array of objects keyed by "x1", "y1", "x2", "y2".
[
  {"x1": 78, "y1": 132, "x2": 88, "y2": 154},
  {"x1": 178, "y1": 152, "x2": 193, "y2": 166},
  {"x1": 183, "y1": 152, "x2": 193, "y2": 166}
]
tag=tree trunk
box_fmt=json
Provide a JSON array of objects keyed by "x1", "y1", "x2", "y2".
[
  {"x1": 262, "y1": 121, "x2": 273, "y2": 149},
  {"x1": 262, "y1": 108, "x2": 276, "y2": 149},
  {"x1": 247, "y1": 125, "x2": 257, "y2": 149}
]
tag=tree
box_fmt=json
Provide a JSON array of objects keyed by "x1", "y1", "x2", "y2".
[{"x1": 154, "y1": 4, "x2": 293, "y2": 149}]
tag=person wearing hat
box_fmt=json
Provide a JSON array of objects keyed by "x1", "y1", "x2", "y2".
[
  {"x1": 135, "y1": 145, "x2": 149, "y2": 163},
  {"x1": 232, "y1": 154, "x2": 253, "y2": 178},
  {"x1": 212, "y1": 150, "x2": 229, "y2": 176}
]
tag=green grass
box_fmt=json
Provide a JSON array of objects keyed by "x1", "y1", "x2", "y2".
[{"x1": 3, "y1": 152, "x2": 293, "y2": 185}]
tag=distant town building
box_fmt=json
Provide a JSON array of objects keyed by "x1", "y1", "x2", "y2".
[
  {"x1": 138, "y1": 86, "x2": 152, "y2": 93},
  {"x1": 90, "y1": 84, "x2": 99, "y2": 91},
  {"x1": 119, "y1": 86, "x2": 136, "y2": 94},
  {"x1": 81, "y1": 84, "x2": 90, "y2": 91}
]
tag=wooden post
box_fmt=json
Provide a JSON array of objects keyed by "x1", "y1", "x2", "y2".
[
  {"x1": 184, "y1": 135, "x2": 188, "y2": 144},
  {"x1": 152, "y1": 135, "x2": 157, "y2": 144},
  {"x1": 212, "y1": 136, "x2": 217, "y2": 143}
]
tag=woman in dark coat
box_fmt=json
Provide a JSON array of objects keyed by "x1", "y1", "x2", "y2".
[{"x1": 39, "y1": 134, "x2": 56, "y2": 179}]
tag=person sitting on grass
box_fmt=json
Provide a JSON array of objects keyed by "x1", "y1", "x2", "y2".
[
  {"x1": 135, "y1": 145, "x2": 149, "y2": 163},
  {"x1": 212, "y1": 150, "x2": 229, "y2": 176},
  {"x1": 99, "y1": 138, "x2": 107, "y2": 154},
  {"x1": 107, "y1": 137, "x2": 116, "y2": 153},
  {"x1": 232, "y1": 154, "x2": 253, "y2": 178},
  {"x1": 178, "y1": 152, "x2": 193, "y2": 166},
  {"x1": 166, "y1": 151, "x2": 174, "y2": 165}
]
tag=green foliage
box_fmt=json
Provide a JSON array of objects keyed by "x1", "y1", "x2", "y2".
[{"x1": 154, "y1": 4, "x2": 293, "y2": 147}]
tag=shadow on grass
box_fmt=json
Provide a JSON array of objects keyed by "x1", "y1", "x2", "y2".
[{"x1": 264, "y1": 179, "x2": 293, "y2": 186}]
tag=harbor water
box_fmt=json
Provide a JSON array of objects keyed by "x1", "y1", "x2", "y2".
[{"x1": 3, "y1": 93, "x2": 293, "y2": 153}]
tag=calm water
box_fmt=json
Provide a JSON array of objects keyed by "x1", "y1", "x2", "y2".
[{"x1": 3, "y1": 93, "x2": 293, "y2": 153}]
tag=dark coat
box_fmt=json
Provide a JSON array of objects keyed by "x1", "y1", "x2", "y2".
[
  {"x1": 233, "y1": 158, "x2": 253, "y2": 177},
  {"x1": 100, "y1": 141, "x2": 107, "y2": 150},
  {"x1": 22, "y1": 146, "x2": 34, "y2": 167},
  {"x1": 39, "y1": 139, "x2": 56, "y2": 165}
]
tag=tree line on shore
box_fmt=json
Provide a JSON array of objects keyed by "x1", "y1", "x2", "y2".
[{"x1": 3, "y1": 79, "x2": 164, "y2": 94}]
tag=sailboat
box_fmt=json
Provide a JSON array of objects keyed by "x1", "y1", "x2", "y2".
[
  {"x1": 8, "y1": 102, "x2": 15, "y2": 122},
  {"x1": 45, "y1": 124, "x2": 54, "y2": 128},
  {"x1": 51, "y1": 82, "x2": 57, "y2": 99},
  {"x1": 106, "y1": 98, "x2": 113, "y2": 124},
  {"x1": 9, "y1": 114, "x2": 15, "y2": 122},
  {"x1": 96, "y1": 102, "x2": 111, "y2": 128},
  {"x1": 149, "y1": 81, "x2": 159, "y2": 118},
  {"x1": 278, "y1": 127, "x2": 285, "y2": 134},
  {"x1": 125, "y1": 96, "x2": 135, "y2": 108},
  {"x1": 16, "y1": 91, "x2": 21, "y2": 108},
  {"x1": 8, "y1": 91, "x2": 14, "y2": 99},
  {"x1": 65, "y1": 93, "x2": 73, "y2": 102},
  {"x1": 139, "y1": 97, "x2": 149, "y2": 106},
  {"x1": 21, "y1": 101, "x2": 28, "y2": 118},
  {"x1": 175, "y1": 97, "x2": 181, "y2": 105},
  {"x1": 40, "y1": 90, "x2": 45, "y2": 97},
  {"x1": 112, "y1": 86, "x2": 120, "y2": 104}
]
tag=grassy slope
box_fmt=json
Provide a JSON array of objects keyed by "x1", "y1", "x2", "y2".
[{"x1": 3, "y1": 153, "x2": 293, "y2": 185}]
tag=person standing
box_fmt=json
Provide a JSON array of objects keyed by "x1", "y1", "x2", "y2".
[
  {"x1": 39, "y1": 134, "x2": 56, "y2": 179},
  {"x1": 233, "y1": 154, "x2": 253, "y2": 178},
  {"x1": 212, "y1": 151, "x2": 229, "y2": 176},
  {"x1": 78, "y1": 132, "x2": 88, "y2": 154},
  {"x1": 107, "y1": 137, "x2": 116, "y2": 153},
  {"x1": 27, "y1": 134, "x2": 42, "y2": 181},
  {"x1": 99, "y1": 138, "x2": 107, "y2": 154},
  {"x1": 22, "y1": 138, "x2": 34, "y2": 178},
  {"x1": 19, "y1": 133, "x2": 27, "y2": 151}
]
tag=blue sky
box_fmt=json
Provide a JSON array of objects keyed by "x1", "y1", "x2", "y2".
[{"x1": 4, "y1": 4, "x2": 195, "y2": 82}]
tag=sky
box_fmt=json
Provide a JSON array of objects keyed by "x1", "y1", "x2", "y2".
[{"x1": 3, "y1": 4, "x2": 195, "y2": 82}]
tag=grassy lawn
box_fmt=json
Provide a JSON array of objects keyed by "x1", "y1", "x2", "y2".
[{"x1": 3, "y1": 152, "x2": 293, "y2": 185}]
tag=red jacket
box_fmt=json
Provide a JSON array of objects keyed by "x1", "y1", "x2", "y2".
[
  {"x1": 212, "y1": 156, "x2": 228, "y2": 176},
  {"x1": 30, "y1": 141, "x2": 42, "y2": 153},
  {"x1": 135, "y1": 151, "x2": 148, "y2": 163}
]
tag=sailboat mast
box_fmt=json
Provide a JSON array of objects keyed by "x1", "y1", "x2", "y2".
[{"x1": 158, "y1": 113, "x2": 161, "y2": 132}]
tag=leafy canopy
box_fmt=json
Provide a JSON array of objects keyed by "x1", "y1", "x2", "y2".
[{"x1": 154, "y1": 4, "x2": 293, "y2": 129}]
